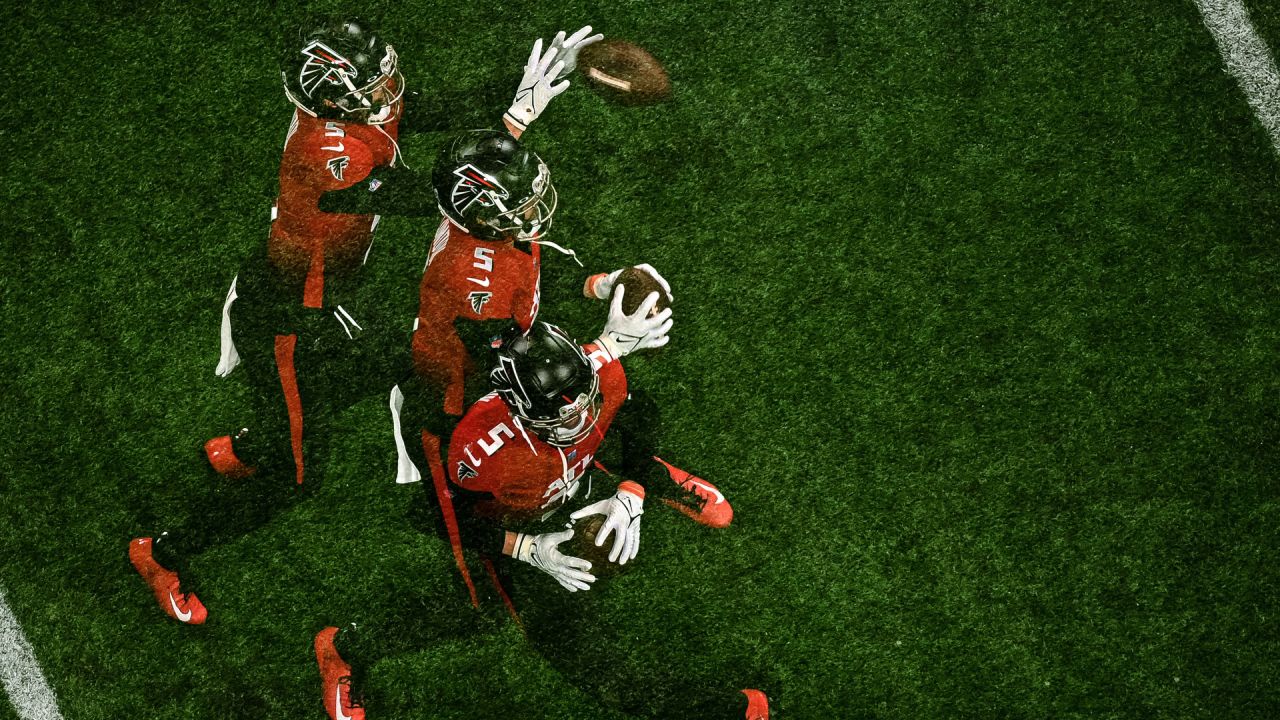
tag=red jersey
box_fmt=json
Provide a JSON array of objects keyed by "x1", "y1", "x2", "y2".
[
  {"x1": 413, "y1": 219, "x2": 541, "y2": 415},
  {"x1": 447, "y1": 342, "x2": 625, "y2": 525},
  {"x1": 270, "y1": 109, "x2": 401, "y2": 308}
]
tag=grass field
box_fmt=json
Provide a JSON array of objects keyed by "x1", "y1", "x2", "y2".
[{"x1": 3, "y1": 0, "x2": 1279, "y2": 718}]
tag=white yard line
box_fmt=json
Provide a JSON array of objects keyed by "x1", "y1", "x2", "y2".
[
  {"x1": 0, "y1": 586, "x2": 63, "y2": 720},
  {"x1": 1194, "y1": 0, "x2": 1280, "y2": 154}
]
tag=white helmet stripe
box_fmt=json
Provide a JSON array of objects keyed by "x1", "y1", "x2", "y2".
[{"x1": 500, "y1": 354, "x2": 531, "y2": 410}]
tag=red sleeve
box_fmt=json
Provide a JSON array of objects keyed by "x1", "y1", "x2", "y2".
[
  {"x1": 509, "y1": 288, "x2": 536, "y2": 330},
  {"x1": 417, "y1": 257, "x2": 467, "y2": 325},
  {"x1": 582, "y1": 342, "x2": 628, "y2": 432}
]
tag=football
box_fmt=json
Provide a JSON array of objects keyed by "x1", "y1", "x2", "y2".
[
  {"x1": 577, "y1": 39, "x2": 672, "y2": 106},
  {"x1": 613, "y1": 266, "x2": 673, "y2": 317},
  {"x1": 568, "y1": 515, "x2": 630, "y2": 579}
]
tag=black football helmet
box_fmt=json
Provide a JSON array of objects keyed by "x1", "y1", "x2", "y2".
[
  {"x1": 491, "y1": 323, "x2": 601, "y2": 447},
  {"x1": 282, "y1": 18, "x2": 404, "y2": 125},
  {"x1": 432, "y1": 129, "x2": 558, "y2": 242}
]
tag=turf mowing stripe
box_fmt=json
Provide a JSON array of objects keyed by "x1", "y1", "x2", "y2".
[
  {"x1": 0, "y1": 587, "x2": 63, "y2": 720},
  {"x1": 1194, "y1": 0, "x2": 1280, "y2": 153}
]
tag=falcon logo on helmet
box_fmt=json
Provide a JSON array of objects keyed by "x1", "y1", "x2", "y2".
[
  {"x1": 493, "y1": 354, "x2": 533, "y2": 414},
  {"x1": 451, "y1": 164, "x2": 510, "y2": 212},
  {"x1": 432, "y1": 130, "x2": 561, "y2": 242},
  {"x1": 299, "y1": 41, "x2": 358, "y2": 98}
]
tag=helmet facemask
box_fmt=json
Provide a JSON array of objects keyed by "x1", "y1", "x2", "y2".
[
  {"x1": 332, "y1": 62, "x2": 404, "y2": 125},
  {"x1": 486, "y1": 163, "x2": 557, "y2": 241},
  {"x1": 519, "y1": 372, "x2": 602, "y2": 447}
]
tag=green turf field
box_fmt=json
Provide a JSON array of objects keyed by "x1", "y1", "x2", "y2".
[{"x1": 3, "y1": 0, "x2": 1279, "y2": 718}]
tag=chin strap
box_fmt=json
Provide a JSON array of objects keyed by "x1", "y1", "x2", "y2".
[
  {"x1": 510, "y1": 416, "x2": 540, "y2": 456},
  {"x1": 373, "y1": 124, "x2": 407, "y2": 169},
  {"x1": 524, "y1": 237, "x2": 582, "y2": 266}
]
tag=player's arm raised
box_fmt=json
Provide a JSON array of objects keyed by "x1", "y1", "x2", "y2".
[{"x1": 503, "y1": 26, "x2": 602, "y2": 137}]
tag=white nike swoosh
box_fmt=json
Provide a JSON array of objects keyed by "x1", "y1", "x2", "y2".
[
  {"x1": 689, "y1": 479, "x2": 726, "y2": 505},
  {"x1": 322, "y1": 141, "x2": 346, "y2": 152},
  {"x1": 335, "y1": 686, "x2": 353, "y2": 720},
  {"x1": 168, "y1": 592, "x2": 193, "y2": 622}
]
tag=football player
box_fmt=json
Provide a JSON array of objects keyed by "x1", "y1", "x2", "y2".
[
  {"x1": 314, "y1": 320, "x2": 766, "y2": 719},
  {"x1": 208, "y1": 21, "x2": 604, "y2": 481},
  {"x1": 390, "y1": 129, "x2": 688, "y2": 478},
  {"x1": 129, "y1": 19, "x2": 601, "y2": 625},
  {"x1": 413, "y1": 128, "x2": 562, "y2": 419}
]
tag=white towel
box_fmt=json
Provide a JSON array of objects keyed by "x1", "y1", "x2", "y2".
[
  {"x1": 390, "y1": 385, "x2": 423, "y2": 485},
  {"x1": 215, "y1": 275, "x2": 240, "y2": 378}
]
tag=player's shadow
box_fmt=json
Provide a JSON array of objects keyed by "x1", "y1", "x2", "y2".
[{"x1": 402, "y1": 477, "x2": 776, "y2": 719}]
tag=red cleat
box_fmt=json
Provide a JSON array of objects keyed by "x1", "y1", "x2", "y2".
[
  {"x1": 742, "y1": 689, "x2": 770, "y2": 719},
  {"x1": 128, "y1": 538, "x2": 207, "y2": 625},
  {"x1": 315, "y1": 627, "x2": 365, "y2": 720},
  {"x1": 204, "y1": 434, "x2": 256, "y2": 479},
  {"x1": 655, "y1": 456, "x2": 733, "y2": 528}
]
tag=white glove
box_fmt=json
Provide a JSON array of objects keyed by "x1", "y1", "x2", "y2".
[
  {"x1": 549, "y1": 26, "x2": 605, "y2": 82},
  {"x1": 512, "y1": 528, "x2": 596, "y2": 592},
  {"x1": 504, "y1": 39, "x2": 569, "y2": 132},
  {"x1": 569, "y1": 482, "x2": 645, "y2": 564},
  {"x1": 583, "y1": 264, "x2": 673, "y2": 301},
  {"x1": 597, "y1": 285, "x2": 673, "y2": 358}
]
